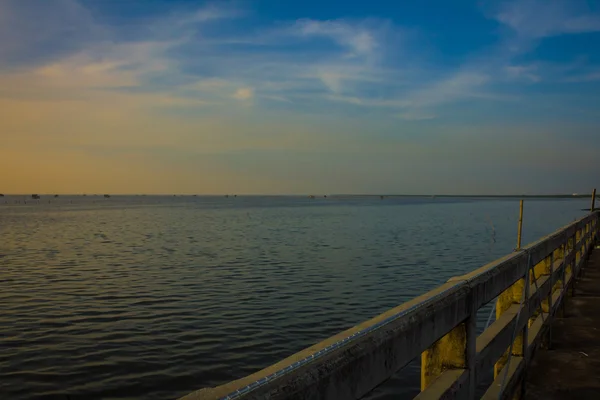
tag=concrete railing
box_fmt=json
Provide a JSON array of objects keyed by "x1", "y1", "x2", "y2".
[{"x1": 182, "y1": 211, "x2": 600, "y2": 400}]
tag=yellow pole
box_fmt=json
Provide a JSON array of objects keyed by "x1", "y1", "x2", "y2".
[
  {"x1": 517, "y1": 200, "x2": 524, "y2": 250},
  {"x1": 591, "y1": 188, "x2": 596, "y2": 212}
]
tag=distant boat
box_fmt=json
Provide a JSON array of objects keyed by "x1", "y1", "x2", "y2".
[
  {"x1": 308, "y1": 195, "x2": 315, "y2": 199},
  {"x1": 54, "y1": 194, "x2": 59, "y2": 198},
  {"x1": 104, "y1": 194, "x2": 110, "y2": 198},
  {"x1": 31, "y1": 194, "x2": 40, "y2": 199},
  {"x1": 225, "y1": 195, "x2": 229, "y2": 198},
  {"x1": 193, "y1": 195, "x2": 197, "y2": 197},
  {"x1": 380, "y1": 195, "x2": 384, "y2": 199},
  {"x1": 0, "y1": 194, "x2": 4, "y2": 197}
]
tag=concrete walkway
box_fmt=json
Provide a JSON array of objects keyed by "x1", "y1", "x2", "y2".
[{"x1": 526, "y1": 242, "x2": 600, "y2": 399}]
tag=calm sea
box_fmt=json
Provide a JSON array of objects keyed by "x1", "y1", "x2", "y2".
[{"x1": 0, "y1": 195, "x2": 589, "y2": 399}]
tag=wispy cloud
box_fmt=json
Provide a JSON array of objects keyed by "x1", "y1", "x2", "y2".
[
  {"x1": 505, "y1": 65, "x2": 541, "y2": 82},
  {"x1": 182, "y1": 3, "x2": 244, "y2": 24},
  {"x1": 292, "y1": 19, "x2": 381, "y2": 58},
  {"x1": 563, "y1": 70, "x2": 600, "y2": 82},
  {"x1": 492, "y1": 0, "x2": 600, "y2": 39},
  {"x1": 233, "y1": 87, "x2": 254, "y2": 100},
  {"x1": 408, "y1": 72, "x2": 490, "y2": 108},
  {"x1": 1, "y1": 0, "x2": 599, "y2": 121},
  {"x1": 0, "y1": 0, "x2": 508, "y2": 121}
]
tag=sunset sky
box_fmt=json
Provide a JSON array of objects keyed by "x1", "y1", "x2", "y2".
[{"x1": 1, "y1": 0, "x2": 599, "y2": 195}]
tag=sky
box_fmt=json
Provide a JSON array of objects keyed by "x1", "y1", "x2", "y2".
[{"x1": 1, "y1": 0, "x2": 599, "y2": 195}]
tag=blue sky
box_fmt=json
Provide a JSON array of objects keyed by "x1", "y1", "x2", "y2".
[{"x1": 0, "y1": 0, "x2": 599, "y2": 194}]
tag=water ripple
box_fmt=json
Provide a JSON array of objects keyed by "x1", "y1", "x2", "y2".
[{"x1": 0, "y1": 196, "x2": 588, "y2": 399}]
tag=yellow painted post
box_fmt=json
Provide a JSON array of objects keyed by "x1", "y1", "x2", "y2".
[
  {"x1": 516, "y1": 200, "x2": 524, "y2": 250},
  {"x1": 567, "y1": 236, "x2": 574, "y2": 277},
  {"x1": 591, "y1": 188, "x2": 596, "y2": 212},
  {"x1": 561, "y1": 237, "x2": 571, "y2": 316},
  {"x1": 569, "y1": 231, "x2": 580, "y2": 297},
  {"x1": 421, "y1": 323, "x2": 468, "y2": 390},
  {"x1": 495, "y1": 200, "x2": 529, "y2": 384},
  {"x1": 494, "y1": 277, "x2": 526, "y2": 378},
  {"x1": 531, "y1": 254, "x2": 553, "y2": 348},
  {"x1": 532, "y1": 256, "x2": 552, "y2": 312},
  {"x1": 576, "y1": 229, "x2": 582, "y2": 276},
  {"x1": 581, "y1": 225, "x2": 585, "y2": 259},
  {"x1": 585, "y1": 223, "x2": 590, "y2": 262},
  {"x1": 421, "y1": 291, "x2": 476, "y2": 397},
  {"x1": 554, "y1": 244, "x2": 566, "y2": 318}
]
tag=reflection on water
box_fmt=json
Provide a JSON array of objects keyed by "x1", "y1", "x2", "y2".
[{"x1": 0, "y1": 196, "x2": 588, "y2": 399}]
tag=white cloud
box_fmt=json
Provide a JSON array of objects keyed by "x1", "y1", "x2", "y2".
[
  {"x1": 506, "y1": 65, "x2": 541, "y2": 82},
  {"x1": 482, "y1": 1, "x2": 600, "y2": 87},
  {"x1": 293, "y1": 19, "x2": 379, "y2": 58},
  {"x1": 406, "y1": 72, "x2": 490, "y2": 109},
  {"x1": 493, "y1": 0, "x2": 600, "y2": 39},
  {"x1": 318, "y1": 71, "x2": 344, "y2": 92},
  {"x1": 177, "y1": 2, "x2": 244, "y2": 26},
  {"x1": 233, "y1": 87, "x2": 253, "y2": 100},
  {"x1": 324, "y1": 94, "x2": 409, "y2": 108}
]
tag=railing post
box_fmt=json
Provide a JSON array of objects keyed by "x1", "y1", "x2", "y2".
[
  {"x1": 421, "y1": 323, "x2": 468, "y2": 389},
  {"x1": 520, "y1": 266, "x2": 530, "y2": 399},
  {"x1": 421, "y1": 286, "x2": 476, "y2": 399},
  {"x1": 575, "y1": 228, "x2": 582, "y2": 278},
  {"x1": 466, "y1": 300, "x2": 477, "y2": 399},
  {"x1": 547, "y1": 247, "x2": 557, "y2": 344},
  {"x1": 517, "y1": 200, "x2": 524, "y2": 250},
  {"x1": 584, "y1": 222, "x2": 591, "y2": 269},
  {"x1": 493, "y1": 200, "x2": 530, "y2": 395},
  {"x1": 591, "y1": 188, "x2": 596, "y2": 212},
  {"x1": 554, "y1": 242, "x2": 566, "y2": 318},
  {"x1": 494, "y1": 272, "x2": 528, "y2": 376},
  {"x1": 569, "y1": 232, "x2": 576, "y2": 297},
  {"x1": 560, "y1": 235, "x2": 569, "y2": 317},
  {"x1": 531, "y1": 252, "x2": 553, "y2": 348}
]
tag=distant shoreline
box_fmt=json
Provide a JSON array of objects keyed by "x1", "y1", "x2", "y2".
[
  {"x1": 330, "y1": 194, "x2": 593, "y2": 199},
  {"x1": 0, "y1": 194, "x2": 593, "y2": 198}
]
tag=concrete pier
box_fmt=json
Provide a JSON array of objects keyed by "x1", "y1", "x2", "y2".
[
  {"x1": 181, "y1": 211, "x2": 599, "y2": 400},
  {"x1": 525, "y1": 242, "x2": 600, "y2": 399}
]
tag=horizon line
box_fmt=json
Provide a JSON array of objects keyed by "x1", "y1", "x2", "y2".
[{"x1": 0, "y1": 193, "x2": 594, "y2": 198}]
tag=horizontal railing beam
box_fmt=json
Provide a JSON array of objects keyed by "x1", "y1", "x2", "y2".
[{"x1": 414, "y1": 369, "x2": 469, "y2": 400}]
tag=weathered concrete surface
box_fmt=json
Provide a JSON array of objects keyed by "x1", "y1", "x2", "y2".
[{"x1": 525, "y1": 242, "x2": 600, "y2": 399}]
